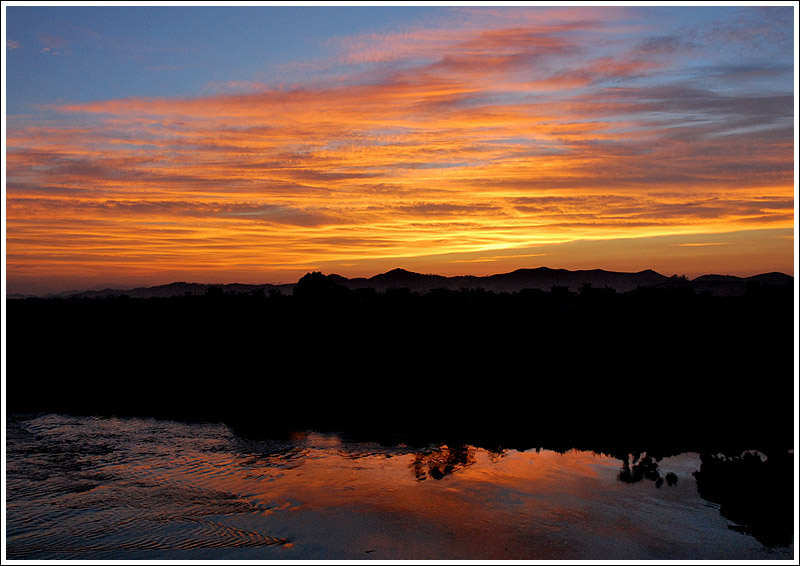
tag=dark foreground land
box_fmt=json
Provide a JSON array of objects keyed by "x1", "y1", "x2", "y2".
[
  {"x1": 7, "y1": 271, "x2": 797, "y2": 555},
  {"x1": 7, "y1": 270, "x2": 795, "y2": 454}
]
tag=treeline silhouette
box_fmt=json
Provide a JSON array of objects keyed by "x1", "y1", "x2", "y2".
[{"x1": 6, "y1": 272, "x2": 794, "y2": 453}]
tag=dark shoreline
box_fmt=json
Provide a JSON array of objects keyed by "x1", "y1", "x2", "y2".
[{"x1": 7, "y1": 272, "x2": 794, "y2": 456}]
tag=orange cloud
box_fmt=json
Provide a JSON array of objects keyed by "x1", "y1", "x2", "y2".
[{"x1": 6, "y1": 11, "x2": 794, "y2": 293}]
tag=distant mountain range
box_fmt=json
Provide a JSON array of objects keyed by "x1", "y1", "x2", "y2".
[
  {"x1": 331, "y1": 267, "x2": 671, "y2": 294},
  {"x1": 10, "y1": 267, "x2": 792, "y2": 300},
  {"x1": 329, "y1": 267, "x2": 792, "y2": 295}
]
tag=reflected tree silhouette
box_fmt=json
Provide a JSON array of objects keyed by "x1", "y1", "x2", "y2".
[
  {"x1": 693, "y1": 450, "x2": 794, "y2": 547},
  {"x1": 618, "y1": 452, "x2": 677, "y2": 488},
  {"x1": 411, "y1": 445, "x2": 477, "y2": 481}
]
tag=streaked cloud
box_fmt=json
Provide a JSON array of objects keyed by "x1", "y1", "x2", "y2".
[
  {"x1": 5, "y1": 6, "x2": 794, "y2": 293},
  {"x1": 38, "y1": 32, "x2": 69, "y2": 49}
]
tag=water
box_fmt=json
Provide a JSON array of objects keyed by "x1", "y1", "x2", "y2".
[{"x1": 5, "y1": 414, "x2": 794, "y2": 560}]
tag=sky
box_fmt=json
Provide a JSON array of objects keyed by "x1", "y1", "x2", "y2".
[{"x1": 3, "y1": 2, "x2": 797, "y2": 295}]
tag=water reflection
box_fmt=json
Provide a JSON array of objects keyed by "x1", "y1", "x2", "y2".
[
  {"x1": 5, "y1": 414, "x2": 794, "y2": 560},
  {"x1": 412, "y1": 445, "x2": 477, "y2": 481}
]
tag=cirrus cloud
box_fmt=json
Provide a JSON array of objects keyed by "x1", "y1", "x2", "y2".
[{"x1": 6, "y1": 6, "x2": 795, "y2": 292}]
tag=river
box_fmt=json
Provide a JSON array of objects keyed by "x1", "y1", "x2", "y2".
[{"x1": 5, "y1": 413, "x2": 794, "y2": 560}]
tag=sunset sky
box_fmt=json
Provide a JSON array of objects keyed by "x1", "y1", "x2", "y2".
[{"x1": 4, "y1": 3, "x2": 797, "y2": 295}]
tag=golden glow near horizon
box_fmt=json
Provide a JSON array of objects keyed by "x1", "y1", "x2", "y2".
[{"x1": 5, "y1": 7, "x2": 795, "y2": 293}]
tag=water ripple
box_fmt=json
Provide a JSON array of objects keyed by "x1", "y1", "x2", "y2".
[
  {"x1": 6, "y1": 414, "x2": 793, "y2": 560},
  {"x1": 6, "y1": 415, "x2": 291, "y2": 559}
]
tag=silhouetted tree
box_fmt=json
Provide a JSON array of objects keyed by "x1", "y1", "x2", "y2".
[{"x1": 293, "y1": 272, "x2": 349, "y2": 300}]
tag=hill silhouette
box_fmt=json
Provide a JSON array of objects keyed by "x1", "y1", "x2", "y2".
[
  {"x1": 45, "y1": 281, "x2": 295, "y2": 300},
  {"x1": 29, "y1": 266, "x2": 793, "y2": 299}
]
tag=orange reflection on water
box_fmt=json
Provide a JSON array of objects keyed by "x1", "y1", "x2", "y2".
[
  {"x1": 208, "y1": 437, "x2": 628, "y2": 559},
  {"x1": 9, "y1": 416, "x2": 784, "y2": 560}
]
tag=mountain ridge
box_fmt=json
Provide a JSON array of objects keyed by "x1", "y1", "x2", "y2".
[{"x1": 12, "y1": 266, "x2": 792, "y2": 299}]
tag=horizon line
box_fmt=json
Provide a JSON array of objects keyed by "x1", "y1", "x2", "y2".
[{"x1": 7, "y1": 264, "x2": 794, "y2": 298}]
